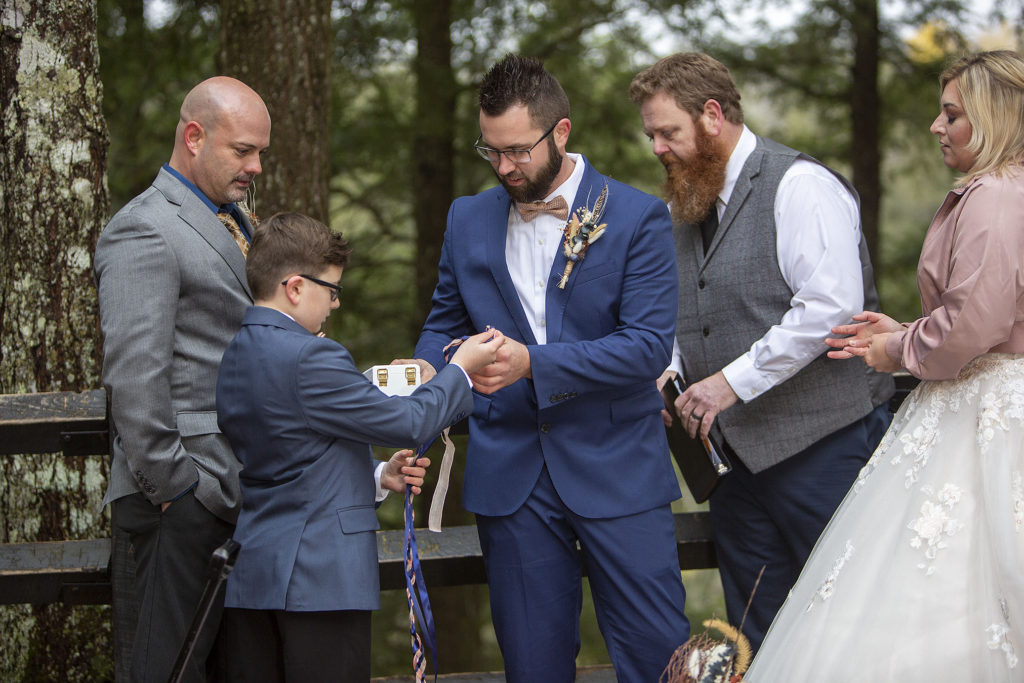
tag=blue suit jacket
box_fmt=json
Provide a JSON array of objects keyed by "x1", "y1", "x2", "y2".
[
  {"x1": 217, "y1": 307, "x2": 471, "y2": 611},
  {"x1": 415, "y1": 157, "x2": 681, "y2": 519}
]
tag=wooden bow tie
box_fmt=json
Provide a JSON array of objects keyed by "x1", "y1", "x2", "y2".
[{"x1": 517, "y1": 195, "x2": 569, "y2": 222}]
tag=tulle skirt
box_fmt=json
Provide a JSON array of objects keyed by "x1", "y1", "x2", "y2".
[{"x1": 745, "y1": 353, "x2": 1024, "y2": 682}]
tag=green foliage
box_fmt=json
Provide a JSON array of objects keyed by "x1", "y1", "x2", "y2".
[{"x1": 97, "y1": 0, "x2": 217, "y2": 213}]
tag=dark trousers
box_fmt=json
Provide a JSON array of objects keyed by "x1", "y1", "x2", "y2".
[
  {"x1": 113, "y1": 491, "x2": 234, "y2": 683},
  {"x1": 219, "y1": 608, "x2": 371, "y2": 683},
  {"x1": 710, "y1": 402, "x2": 892, "y2": 654},
  {"x1": 477, "y1": 465, "x2": 690, "y2": 683}
]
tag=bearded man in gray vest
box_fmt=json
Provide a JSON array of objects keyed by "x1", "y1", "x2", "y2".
[{"x1": 629, "y1": 52, "x2": 894, "y2": 653}]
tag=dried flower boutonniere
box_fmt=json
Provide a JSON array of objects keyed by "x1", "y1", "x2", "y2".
[
  {"x1": 240, "y1": 182, "x2": 260, "y2": 226},
  {"x1": 557, "y1": 182, "x2": 609, "y2": 289}
]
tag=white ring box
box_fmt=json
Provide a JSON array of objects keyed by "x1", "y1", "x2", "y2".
[{"x1": 364, "y1": 364, "x2": 422, "y2": 396}]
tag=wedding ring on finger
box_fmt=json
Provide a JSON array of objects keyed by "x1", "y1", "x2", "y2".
[{"x1": 690, "y1": 412, "x2": 703, "y2": 422}]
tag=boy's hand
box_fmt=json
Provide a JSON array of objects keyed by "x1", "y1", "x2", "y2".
[
  {"x1": 450, "y1": 328, "x2": 505, "y2": 375},
  {"x1": 382, "y1": 449, "x2": 431, "y2": 495}
]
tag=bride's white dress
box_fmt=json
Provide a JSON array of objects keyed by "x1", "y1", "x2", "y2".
[{"x1": 745, "y1": 353, "x2": 1024, "y2": 681}]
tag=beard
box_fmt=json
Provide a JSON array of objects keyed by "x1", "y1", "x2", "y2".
[
  {"x1": 659, "y1": 125, "x2": 728, "y2": 225},
  {"x1": 497, "y1": 138, "x2": 563, "y2": 203}
]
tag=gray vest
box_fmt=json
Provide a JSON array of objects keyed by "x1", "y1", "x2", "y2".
[{"x1": 675, "y1": 136, "x2": 894, "y2": 473}]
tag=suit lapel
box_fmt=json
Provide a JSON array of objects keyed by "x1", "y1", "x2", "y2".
[
  {"x1": 545, "y1": 158, "x2": 604, "y2": 343},
  {"x1": 154, "y1": 169, "x2": 253, "y2": 300},
  {"x1": 701, "y1": 147, "x2": 763, "y2": 269},
  {"x1": 485, "y1": 190, "x2": 538, "y2": 345}
]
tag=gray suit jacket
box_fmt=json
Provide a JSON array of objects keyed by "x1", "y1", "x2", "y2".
[{"x1": 95, "y1": 167, "x2": 253, "y2": 523}]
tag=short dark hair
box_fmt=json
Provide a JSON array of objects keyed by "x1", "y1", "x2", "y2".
[
  {"x1": 478, "y1": 54, "x2": 570, "y2": 129},
  {"x1": 246, "y1": 212, "x2": 351, "y2": 301},
  {"x1": 629, "y1": 52, "x2": 744, "y2": 125}
]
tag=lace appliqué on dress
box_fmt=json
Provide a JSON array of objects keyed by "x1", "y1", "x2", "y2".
[
  {"x1": 908, "y1": 483, "x2": 963, "y2": 575},
  {"x1": 1013, "y1": 471, "x2": 1024, "y2": 533},
  {"x1": 806, "y1": 540, "x2": 854, "y2": 612},
  {"x1": 986, "y1": 598, "x2": 1019, "y2": 670}
]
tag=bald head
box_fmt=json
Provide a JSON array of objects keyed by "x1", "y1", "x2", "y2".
[
  {"x1": 169, "y1": 76, "x2": 271, "y2": 207},
  {"x1": 177, "y1": 76, "x2": 267, "y2": 138}
]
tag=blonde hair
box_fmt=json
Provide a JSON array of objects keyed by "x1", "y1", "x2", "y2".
[{"x1": 940, "y1": 50, "x2": 1024, "y2": 185}]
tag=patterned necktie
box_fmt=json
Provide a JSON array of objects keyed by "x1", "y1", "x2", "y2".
[
  {"x1": 700, "y1": 203, "x2": 719, "y2": 254},
  {"x1": 217, "y1": 211, "x2": 249, "y2": 258},
  {"x1": 517, "y1": 195, "x2": 569, "y2": 222}
]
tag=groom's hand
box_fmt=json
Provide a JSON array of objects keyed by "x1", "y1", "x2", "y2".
[{"x1": 470, "y1": 337, "x2": 531, "y2": 394}]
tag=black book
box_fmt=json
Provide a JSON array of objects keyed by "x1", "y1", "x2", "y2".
[{"x1": 661, "y1": 376, "x2": 732, "y2": 503}]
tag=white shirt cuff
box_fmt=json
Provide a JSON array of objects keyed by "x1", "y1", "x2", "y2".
[{"x1": 374, "y1": 461, "x2": 388, "y2": 502}]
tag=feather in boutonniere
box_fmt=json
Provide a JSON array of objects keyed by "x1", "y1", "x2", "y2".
[
  {"x1": 240, "y1": 182, "x2": 260, "y2": 226},
  {"x1": 557, "y1": 182, "x2": 609, "y2": 289}
]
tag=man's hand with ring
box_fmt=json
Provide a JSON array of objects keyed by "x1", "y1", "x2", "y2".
[{"x1": 674, "y1": 371, "x2": 738, "y2": 439}]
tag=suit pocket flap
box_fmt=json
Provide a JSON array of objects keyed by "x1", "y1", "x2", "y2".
[
  {"x1": 337, "y1": 505, "x2": 381, "y2": 534},
  {"x1": 609, "y1": 388, "x2": 664, "y2": 424},
  {"x1": 574, "y1": 259, "x2": 617, "y2": 285},
  {"x1": 175, "y1": 411, "x2": 221, "y2": 437}
]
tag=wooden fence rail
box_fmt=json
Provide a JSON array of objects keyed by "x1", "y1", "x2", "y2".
[
  {"x1": 1, "y1": 378, "x2": 918, "y2": 680},
  {"x1": 0, "y1": 390, "x2": 721, "y2": 608}
]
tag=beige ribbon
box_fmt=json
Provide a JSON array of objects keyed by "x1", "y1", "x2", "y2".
[{"x1": 427, "y1": 427, "x2": 455, "y2": 532}]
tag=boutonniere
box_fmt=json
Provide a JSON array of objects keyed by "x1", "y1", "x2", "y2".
[
  {"x1": 557, "y1": 182, "x2": 609, "y2": 289},
  {"x1": 240, "y1": 186, "x2": 260, "y2": 226}
]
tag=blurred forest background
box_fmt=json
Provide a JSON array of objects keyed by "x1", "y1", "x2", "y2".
[{"x1": 1, "y1": 0, "x2": 1021, "y2": 679}]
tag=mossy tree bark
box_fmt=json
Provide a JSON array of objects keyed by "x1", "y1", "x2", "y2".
[
  {"x1": 218, "y1": 0, "x2": 332, "y2": 222},
  {"x1": 0, "y1": 0, "x2": 111, "y2": 679}
]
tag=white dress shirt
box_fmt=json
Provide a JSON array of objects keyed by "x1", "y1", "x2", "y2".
[
  {"x1": 505, "y1": 153, "x2": 586, "y2": 345},
  {"x1": 671, "y1": 126, "x2": 864, "y2": 401}
]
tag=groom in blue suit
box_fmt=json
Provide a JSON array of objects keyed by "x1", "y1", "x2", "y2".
[{"x1": 410, "y1": 55, "x2": 690, "y2": 682}]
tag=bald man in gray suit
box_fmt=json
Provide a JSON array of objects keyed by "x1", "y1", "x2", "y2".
[{"x1": 95, "y1": 76, "x2": 270, "y2": 682}]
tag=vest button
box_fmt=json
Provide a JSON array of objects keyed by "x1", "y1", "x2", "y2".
[
  {"x1": 702, "y1": 326, "x2": 710, "y2": 337},
  {"x1": 698, "y1": 279, "x2": 705, "y2": 289},
  {"x1": 541, "y1": 423, "x2": 551, "y2": 433}
]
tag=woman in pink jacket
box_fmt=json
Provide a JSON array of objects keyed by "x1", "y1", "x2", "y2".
[{"x1": 746, "y1": 50, "x2": 1024, "y2": 681}]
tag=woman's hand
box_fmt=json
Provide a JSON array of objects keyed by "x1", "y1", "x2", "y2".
[
  {"x1": 825, "y1": 311, "x2": 902, "y2": 360},
  {"x1": 834, "y1": 331, "x2": 901, "y2": 372}
]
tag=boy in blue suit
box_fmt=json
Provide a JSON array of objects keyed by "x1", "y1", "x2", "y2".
[{"x1": 215, "y1": 212, "x2": 503, "y2": 682}]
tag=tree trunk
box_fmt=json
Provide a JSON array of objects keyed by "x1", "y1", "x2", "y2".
[
  {"x1": 409, "y1": 2, "x2": 488, "y2": 674},
  {"x1": 849, "y1": 0, "x2": 882, "y2": 272},
  {"x1": 218, "y1": 0, "x2": 332, "y2": 222},
  {"x1": 0, "y1": 0, "x2": 111, "y2": 679},
  {"x1": 412, "y1": 0, "x2": 456, "y2": 332}
]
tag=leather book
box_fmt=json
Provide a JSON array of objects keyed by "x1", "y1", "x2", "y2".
[{"x1": 661, "y1": 376, "x2": 732, "y2": 503}]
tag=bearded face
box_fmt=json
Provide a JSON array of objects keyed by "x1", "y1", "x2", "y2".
[
  {"x1": 659, "y1": 122, "x2": 728, "y2": 225},
  {"x1": 496, "y1": 135, "x2": 563, "y2": 203}
]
